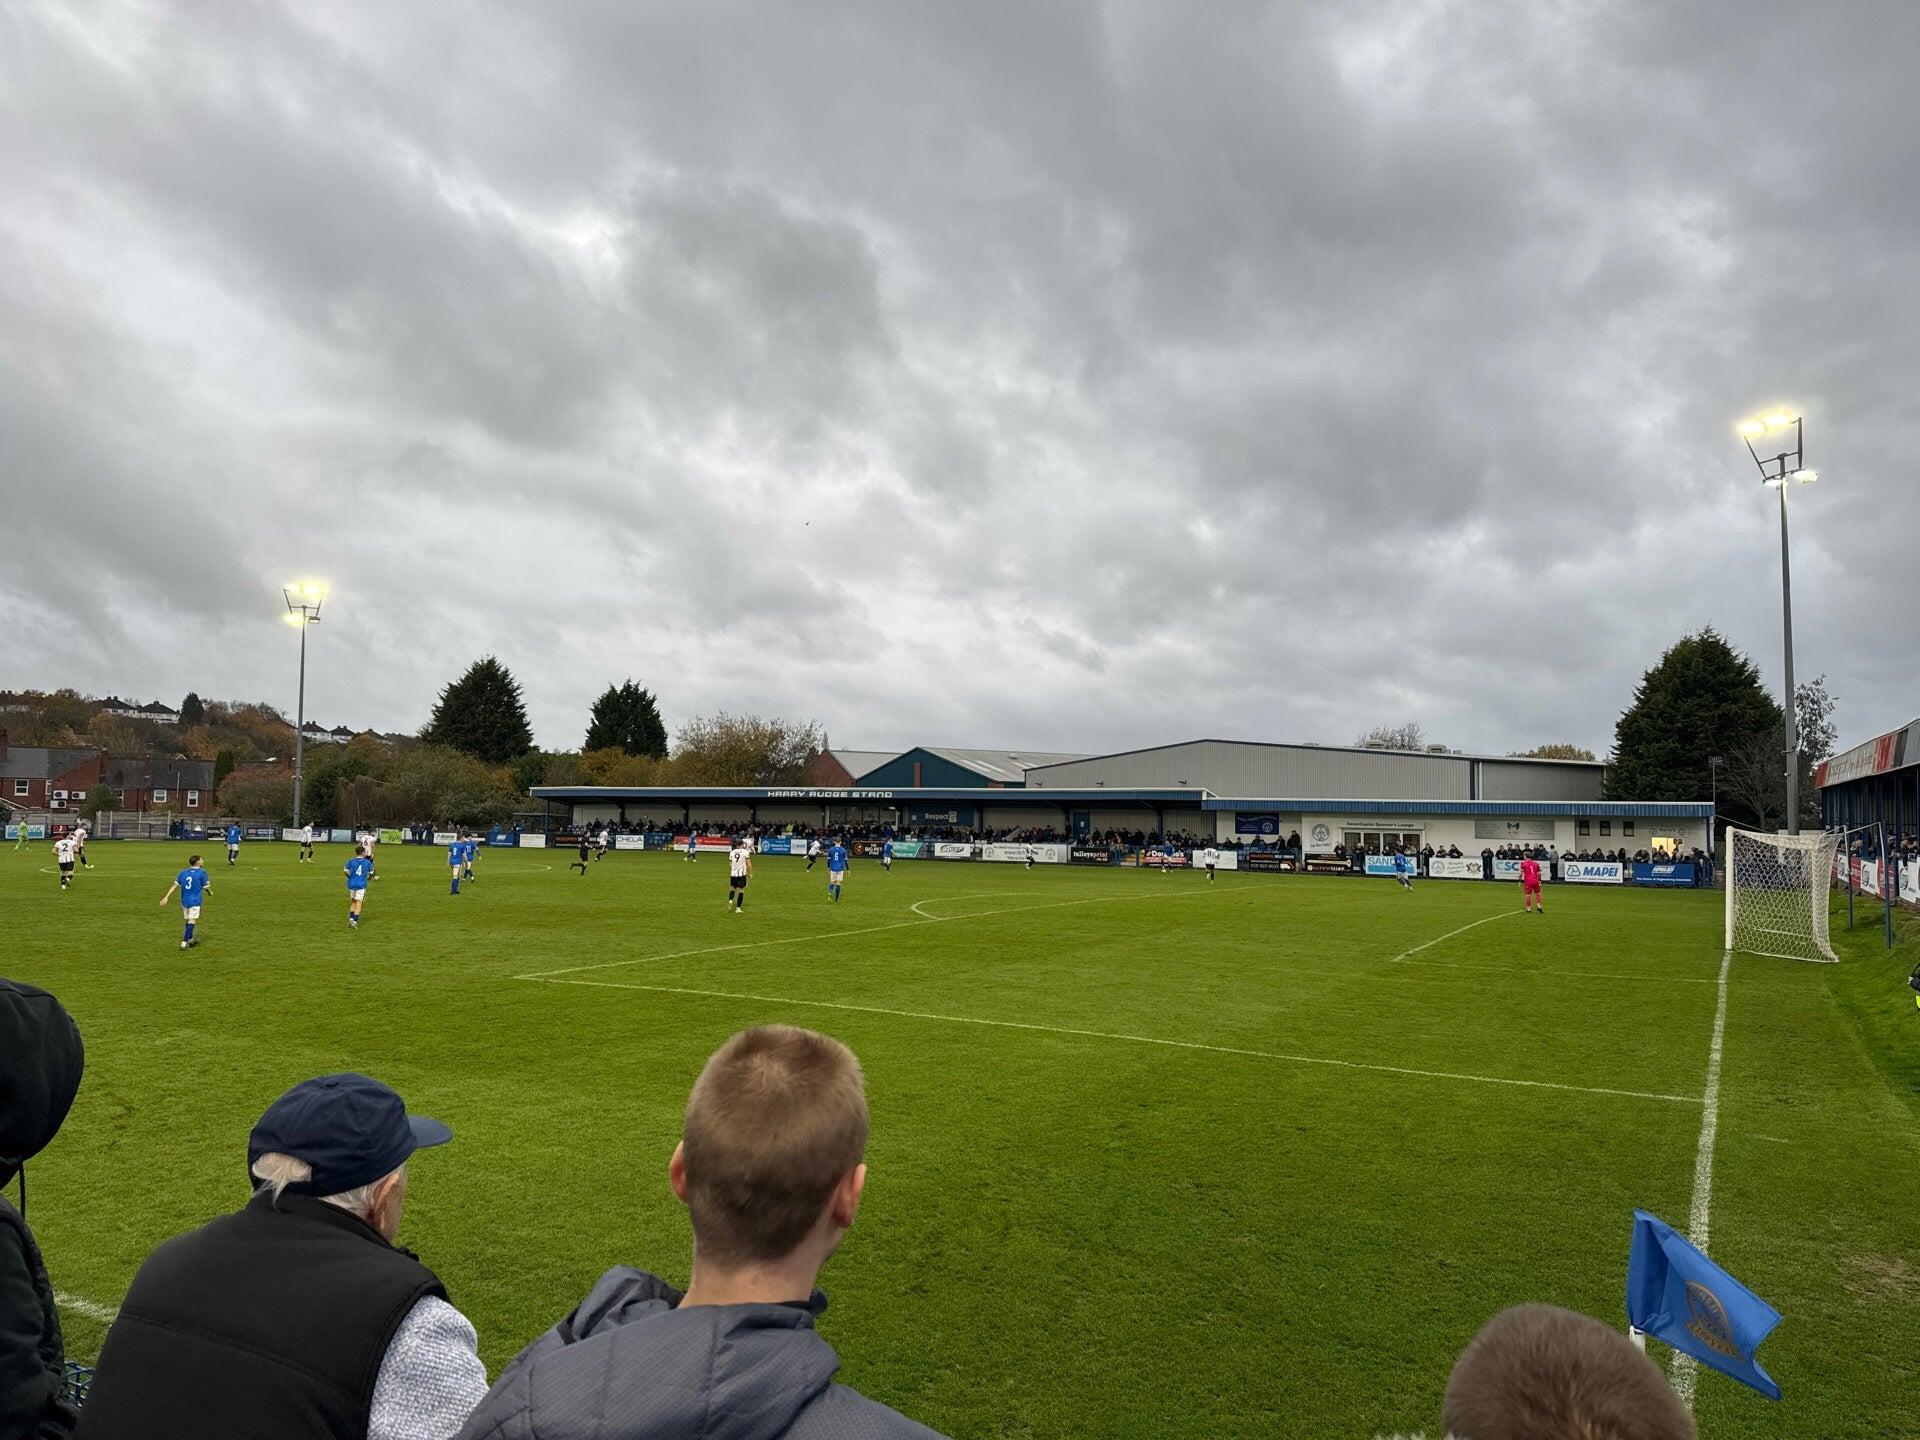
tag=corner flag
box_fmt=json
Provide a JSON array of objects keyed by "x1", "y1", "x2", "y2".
[{"x1": 1626, "y1": 1210, "x2": 1781, "y2": 1400}]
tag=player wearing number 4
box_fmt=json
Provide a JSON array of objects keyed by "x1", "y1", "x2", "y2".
[
  {"x1": 1520, "y1": 854, "x2": 1545, "y2": 913},
  {"x1": 159, "y1": 854, "x2": 211, "y2": 948},
  {"x1": 344, "y1": 845, "x2": 375, "y2": 928}
]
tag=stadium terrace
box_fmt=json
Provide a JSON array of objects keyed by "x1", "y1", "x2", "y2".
[{"x1": 533, "y1": 737, "x2": 1716, "y2": 861}]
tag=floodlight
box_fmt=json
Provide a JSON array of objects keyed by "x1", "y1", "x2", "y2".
[
  {"x1": 1736, "y1": 419, "x2": 1767, "y2": 438},
  {"x1": 1792, "y1": 469, "x2": 1818, "y2": 483},
  {"x1": 284, "y1": 612, "x2": 306, "y2": 626},
  {"x1": 1762, "y1": 410, "x2": 1796, "y2": 430}
]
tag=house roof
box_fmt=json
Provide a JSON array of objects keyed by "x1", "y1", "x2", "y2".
[
  {"x1": 0, "y1": 746, "x2": 99, "y2": 780},
  {"x1": 913, "y1": 747, "x2": 1091, "y2": 784},
  {"x1": 825, "y1": 748, "x2": 898, "y2": 777}
]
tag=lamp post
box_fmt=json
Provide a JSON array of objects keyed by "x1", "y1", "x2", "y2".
[
  {"x1": 1736, "y1": 411, "x2": 1816, "y2": 835},
  {"x1": 283, "y1": 582, "x2": 327, "y2": 829}
]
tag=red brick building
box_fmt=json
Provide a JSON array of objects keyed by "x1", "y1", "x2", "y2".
[{"x1": 0, "y1": 733, "x2": 108, "y2": 813}]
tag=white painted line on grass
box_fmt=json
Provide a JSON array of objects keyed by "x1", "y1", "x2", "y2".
[
  {"x1": 1403, "y1": 957, "x2": 1716, "y2": 986},
  {"x1": 530, "y1": 976, "x2": 1706, "y2": 1105},
  {"x1": 1387, "y1": 910, "x2": 1520, "y2": 963},
  {"x1": 515, "y1": 890, "x2": 1214, "y2": 981},
  {"x1": 55, "y1": 1291, "x2": 119, "y2": 1324},
  {"x1": 1670, "y1": 949, "x2": 1732, "y2": 1408}
]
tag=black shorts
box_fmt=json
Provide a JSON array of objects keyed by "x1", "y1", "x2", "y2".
[
  {"x1": 58, "y1": 861, "x2": 73, "y2": 873},
  {"x1": 729, "y1": 875, "x2": 748, "y2": 890}
]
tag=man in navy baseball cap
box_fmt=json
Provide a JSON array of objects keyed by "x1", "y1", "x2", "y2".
[
  {"x1": 80, "y1": 1074, "x2": 485, "y2": 1440},
  {"x1": 247, "y1": 1072, "x2": 453, "y2": 1198}
]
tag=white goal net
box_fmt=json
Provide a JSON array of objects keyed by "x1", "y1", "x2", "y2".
[{"x1": 1724, "y1": 827, "x2": 1843, "y2": 963}]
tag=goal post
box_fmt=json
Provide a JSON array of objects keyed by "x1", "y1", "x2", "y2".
[{"x1": 1723, "y1": 827, "x2": 1843, "y2": 963}]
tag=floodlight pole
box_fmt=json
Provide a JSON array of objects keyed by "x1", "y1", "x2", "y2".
[
  {"x1": 284, "y1": 588, "x2": 325, "y2": 828},
  {"x1": 1743, "y1": 417, "x2": 1805, "y2": 835}
]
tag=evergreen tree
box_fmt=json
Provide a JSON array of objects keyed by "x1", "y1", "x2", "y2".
[
  {"x1": 179, "y1": 691, "x2": 206, "y2": 727},
  {"x1": 422, "y1": 657, "x2": 534, "y2": 764},
  {"x1": 1606, "y1": 628, "x2": 1781, "y2": 816},
  {"x1": 213, "y1": 748, "x2": 237, "y2": 793},
  {"x1": 583, "y1": 680, "x2": 669, "y2": 757}
]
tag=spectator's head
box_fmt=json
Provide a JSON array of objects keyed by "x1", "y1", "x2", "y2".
[
  {"x1": 1442, "y1": 1304, "x2": 1695, "y2": 1440},
  {"x1": 247, "y1": 1073, "x2": 453, "y2": 1242},
  {"x1": 672, "y1": 1025, "x2": 868, "y2": 1276},
  {"x1": 0, "y1": 978, "x2": 84, "y2": 1199}
]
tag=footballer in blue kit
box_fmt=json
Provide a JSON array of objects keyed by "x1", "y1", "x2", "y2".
[
  {"x1": 159, "y1": 854, "x2": 212, "y2": 949},
  {"x1": 462, "y1": 835, "x2": 477, "y2": 880},
  {"x1": 225, "y1": 823, "x2": 243, "y2": 865},
  {"x1": 826, "y1": 840, "x2": 849, "y2": 902},
  {"x1": 881, "y1": 839, "x2": 894, "y2": 872},
  {"x1": 1393, "y1": 848, "x2": 1413, "y2": 891},
  {"x1": 345, "y1": 846, "x2": 375, "y2": 927},
  {"x1": 448, "y1": 837, "x2": 464, "y2": 894}
]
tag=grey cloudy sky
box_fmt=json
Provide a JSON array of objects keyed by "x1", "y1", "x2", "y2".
[{"x1": 4, "y1": 1, "x2": 1915, "y2": 758}]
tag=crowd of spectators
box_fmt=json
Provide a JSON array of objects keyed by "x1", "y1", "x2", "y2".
[{"x1": 4, "y1": 978, "x2": 1703, "y2": 1440}]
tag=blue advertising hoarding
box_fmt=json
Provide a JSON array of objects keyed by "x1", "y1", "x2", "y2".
[
  {"x1": 1363, "y1": 854, "x2": 1413, "y2": 877},
  {"x1": 1633, "y1": 862, "x2": 1696, "y2": 887},
  {"x1": 1235, "y1": 813, "x2": 1281, "y2": 835}
]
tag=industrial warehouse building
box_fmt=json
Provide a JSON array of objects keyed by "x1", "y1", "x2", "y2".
[{"x1": 534, "y1": 736, "x2": 1714, "y2": 858}]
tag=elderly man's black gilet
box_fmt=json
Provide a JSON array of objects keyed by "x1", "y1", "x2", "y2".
[{"x1": 77, "y1": 1190, "x2": 446, "y2": 1440}]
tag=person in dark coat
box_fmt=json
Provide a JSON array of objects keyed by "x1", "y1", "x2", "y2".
[
  {"x1": 457, "y1": 1025, "x2": 944, "y2": 1440},
  {"x1": 0, "y1": 977, "x2": 86, "y2": 1438}
]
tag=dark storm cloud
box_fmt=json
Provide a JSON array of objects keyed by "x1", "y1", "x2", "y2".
[{"x1": 2, "y1": 1, "x2": 1914, "y2": 758}]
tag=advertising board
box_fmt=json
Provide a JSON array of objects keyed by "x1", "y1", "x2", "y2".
[
  {"x1": 1902, "y1": 860, "x2": 1919, "y2": 904},
  {"x1": 1429, "y1": 856, "x2": 1485, "y2": 880},
  {"x1": 1491, "y1": 858, "x2": 1525, "y2": 881},
  {"x1": 933, "y1": 842, "x2": 975, "y2": 860},
  {"x1": 518, "y1": 833, "x2": 548, "y2": 848},
  {"x1": 1141, "y1": 850, "x2": 1189, "y2": 868},
  {"x1": 433, "y1": 831, "x2": 458, "y2": 845},
  {"x1": 890, "y1": 841, "x2": 925, "y2": 859},
  {"x1": 1561, "y1": 860, "x2": 1624, "y2": 884},
  {"x1": 1363, "y1": 855, "x2": 1413, "y2": 877},
  {"x1": 1243, "y1": 850, "x2": 1294, "y2": 873},
  {"x1": 1071, "y1": 846, "x2": 1118, "y2": 866},
  {"x1": 1631, "y1": 862, "x2": 1695, "y2": 888},
  {"x1": 614, "y1": 835, "x2": 647, "y2": 851},
  {"x1": 1190, "y1": 850, "x2": 1239, "y2": 870},
  {"x1": 1233, "y1": 813, "x2": 1281, "y2": 835}
]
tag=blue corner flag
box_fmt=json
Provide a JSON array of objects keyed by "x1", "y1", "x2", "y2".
[{"x1": 1627, "y1": 1210, "x2": 1782, "y2": 1401}]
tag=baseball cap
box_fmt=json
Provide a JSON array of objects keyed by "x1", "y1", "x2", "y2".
[{"x1": 248, "y1": 1073, "x2": 452, "y2": 1197}]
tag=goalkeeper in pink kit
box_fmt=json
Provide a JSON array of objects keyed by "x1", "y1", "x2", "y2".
[{"x1": 1519, "y1": 853, "x2": 1545, "y2": 913}]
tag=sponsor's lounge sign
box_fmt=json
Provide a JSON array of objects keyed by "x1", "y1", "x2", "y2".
[
  {"x1": 1561, "y1": 860, "x2": 1624, "y2": 883},
  {"x1": 1428, "y1": 856, "x2": 1485, "y2": 880}
]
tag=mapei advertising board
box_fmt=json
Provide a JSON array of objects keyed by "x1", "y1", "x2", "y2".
[{"x1": 1560, "y1": 860, "x2": 1624, "y2": 883}]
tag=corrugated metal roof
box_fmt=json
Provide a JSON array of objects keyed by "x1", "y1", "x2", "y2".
[
  {"x1": 921, "y1": 747, "x2": 1089, "y2": 783},
  {"x1": 1025, "y1": 737, "x2": 1605, "y2": 771}
]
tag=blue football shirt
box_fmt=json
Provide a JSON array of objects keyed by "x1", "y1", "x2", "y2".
[
  {"x1": 448, "y1": 841, "x2": 463, "y2": 866},
  {"x1": 345, "y1": 856, "x2": 374, "y2": 890},
  {"x1": 225, "y1": 826, "x2": 242, "y2": 845},
  {"x1": 827, "y1": 844, "x2": 849, "y2": 870},
  {"x1": 882, "y1": 841, "x2": 894, "y2": 858},
  {"x1": 177, "y1": 867, "x2": 209, "y2": 907}
]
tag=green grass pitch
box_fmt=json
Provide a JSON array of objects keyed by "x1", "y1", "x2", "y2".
[{"x1": 8, "y1": 841, "x2": 1916, "y2": 1438}]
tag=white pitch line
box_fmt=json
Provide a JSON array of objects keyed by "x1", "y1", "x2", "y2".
[
  {"x1": 532, "y1": 976, "x2": 1705, "y2": 1105},
  {"x1": 1404, "y1": 957, "x2": 1716, "y2": 986},
  {"x1": 515, "y1": 890, "x2": 1213, "y2": 981},
  {"x1": 1670, "y1": 950, "x2": 1732, "y2": 1408},
  {"x1": 55, "y1": 1291, "x2": 119, "y2": 1324},
  {"x1": 1387, "y1": 909, "x2": 1520, "y2": 963}
]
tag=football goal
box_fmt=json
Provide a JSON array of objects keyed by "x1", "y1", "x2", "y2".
[{"x1": 1723, "y1": 827, "x2": 1843, "y2": 963}]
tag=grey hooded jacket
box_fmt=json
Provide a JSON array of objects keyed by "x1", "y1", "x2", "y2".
[{"x1": 455, "y1": 1268, "x2": 945, "y2": 1440}]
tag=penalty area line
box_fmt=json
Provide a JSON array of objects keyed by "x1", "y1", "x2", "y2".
[
  {"x1": 55, "y1": 1291, "x2": 119, "y2": 1324},
  {"x1": 514, "y1": 890, "x2": 1214, "y2": 981},
  {"x1": 1387, "y1": 909, "x2": 1521, "y2": 963},
  {"x1": 525, "y1": 976, "x2": 1705, "y2": 1106}
]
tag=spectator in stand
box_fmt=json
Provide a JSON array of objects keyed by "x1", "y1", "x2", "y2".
[
  {"x1": 455, "y1": 1026, "x2": 945, "y2": 1440},
  {"x1": 1419, "y1": 843, "x2": 1435, "y2": 877},
  {"x1": 1, "y1": 978, "x2": 85, "y2": 1439},
  {"x1": 1481, "y1": 846, "x2": 1495, "y2": 881},
  {"x1": 1440, "y1": 1303, "x2": 1694, "y2": 1440},
  {"x1": 81, "y1": 1073, "x2": 486, "y2": 1440}
]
